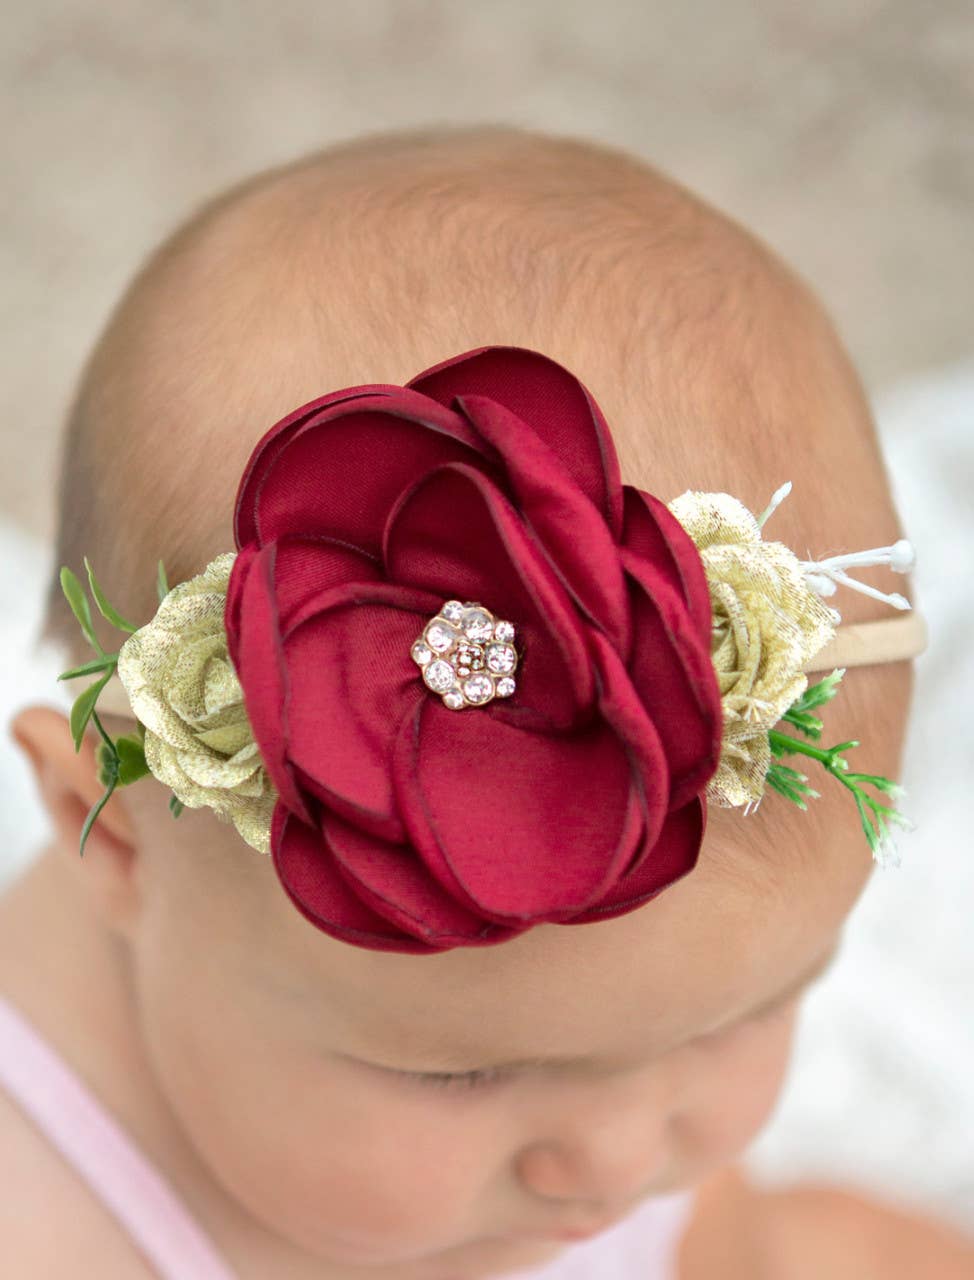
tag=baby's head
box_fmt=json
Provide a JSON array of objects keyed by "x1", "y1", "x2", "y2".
[{"x1": 17, "y1": 125, "x2": 914, "y2": 1275}]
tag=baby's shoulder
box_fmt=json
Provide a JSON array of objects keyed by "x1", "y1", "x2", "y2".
[{"x1": 0, "y1": 1083, "x2": 156, "y2": 1278}]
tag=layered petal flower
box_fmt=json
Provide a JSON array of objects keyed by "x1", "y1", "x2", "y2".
[{"x1": 223, "y1": 346, "x2": 723, "y2": 952}]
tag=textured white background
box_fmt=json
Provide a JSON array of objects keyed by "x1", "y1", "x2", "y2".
[{"x1": 2, "y1": 0, "x2": 972, "y2": 1243}]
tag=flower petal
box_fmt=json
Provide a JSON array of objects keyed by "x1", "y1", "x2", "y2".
[
  {"x1": 225, "y1": 540, "x2": 260, "y2": 657},
  {"x1": 281, "y1": 579, "x2": 444, "y2": 844},
  {"x1": 617, "y1": 548, "x2": 723, "y2": 811},
  {"x1": 271, "y1": 804, "x2": 519, "y2": 953},
  {"x1": 570, "y1": 796, "x2": 705, "y2": 918},
  {"x1": 383, "y1": 461, "x2": 596, "y2": 729},
  {"x1": 393, "y1": 694, "x2": 645, "y2": 922},
  {"x1": 322, "y1": 809, "x2": 522, "y2": 948},
  {"x1": 407, "y1": 345, "x2": 624, "y2": 537},
  {"x1": 584, "y1": 628, "x2": 671, "y2": 849},
  {"x1": 234, "y1": 390, "x2": 490, "y2": 554},
  {"x1": 225, "y1": 542, "x2": 314, "y2": 827},
  {"x1": 454, "y1": 392, "x2": 631, "y2": 654},
  {"x1": 272, "y1": 533, "x2": 386, "y2": 632},
  {"x1": 620, "y1": 485, "x2": 713, "y2": 648}
]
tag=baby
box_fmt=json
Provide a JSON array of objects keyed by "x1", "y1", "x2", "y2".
[{"x1": 2, "y1": 124, "x2": 971, "y2": 1280}]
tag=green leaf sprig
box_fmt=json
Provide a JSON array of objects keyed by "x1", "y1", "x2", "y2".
[
  {"x1": 764, "y1": 667, "x2": 914, "y2": 866},
  {"x1": 57, "y1": 558, "x2": 182, "y2": 857}
]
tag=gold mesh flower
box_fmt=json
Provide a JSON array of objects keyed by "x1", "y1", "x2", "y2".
[
  {"x1": 667, "y1": 490, "x2": 837, "y2": 808},
  {"x1": 115, "y1": 552, "x2": 277, "y2": 853}
]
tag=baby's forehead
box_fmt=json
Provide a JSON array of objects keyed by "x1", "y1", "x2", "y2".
[{"x1": 241, "y1": 798, "x2": 856, "y2": 1070}]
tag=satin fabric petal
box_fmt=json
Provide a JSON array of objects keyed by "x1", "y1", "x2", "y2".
[
  {"x1": 584, "y1": 627, "x2": 672, "y2": 853},
  {"x1": 272, "y1": 533, "x2": 386, "y2": 630},
  {"x1": 226, "y1": 534, "x2": 384, "y2": 665},
  {"x1": 238, "y1": 391, "x2": 494, "y2": 555},
  {"x1": 226, "y1": 536, "x2": 390, "y2": 823},
  {"x1": 569, "y1": 795, "x2": 705, "y2": 922},
  {"x1": 406, "y1": 345, "x2": 624, "y2": 539},
  {"x1": 272, "y1": 802, "x2": 422, "y2": 953},
  {"x1": 383, "y1": 460, "x2": 596, "y2": 729},
  {"x1": 393, "y1": 694, "x2": 646, "y2": 922},
  {"x1": 235, "y1": 386, "x2": 399, "y2": 546},
  {"x1": 620, "y1": 485, "x2": 714, "y2": 651},
  {"x1": 619, "y1": 547, "x2": 723, "y2": 812},
  {"x1": 280, "y1": 579, "x2": 445, "y2": 843},
  {"x1": 454, "y1": 393, "x2": 632, "y2": 655},
  {"x1": 322, "y1": 809, "x2": 524, "y2": 947},
  {"x1": 273, "y1": 804, "x2": 522, "y2": 953},
  {"x1": 225, "y1": 540, "x2": 260, "y2": 656},
  {"x1": 227, "y1": 542, "x2": 314, "y2": 827}
]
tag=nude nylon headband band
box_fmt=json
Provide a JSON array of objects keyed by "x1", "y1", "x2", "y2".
[
  {"x1": 803, "y1": 610, "x2": 928, "y2": 672},
  {"x1": 86, "y1": 612, "x2": 928, "y2": 721}
]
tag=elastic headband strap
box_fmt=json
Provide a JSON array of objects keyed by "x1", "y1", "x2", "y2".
[{"x1": 803, "y1": 611, "x2": 928, "y2": 673}]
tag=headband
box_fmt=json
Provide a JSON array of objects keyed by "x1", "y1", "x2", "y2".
[{"x1": 56, "y1": 345, "x2": 927, "y2": 954}]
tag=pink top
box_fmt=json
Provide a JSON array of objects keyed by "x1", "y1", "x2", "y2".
[{"x1": 0, "y1": 992, "x2": 694, "y2": 1279}]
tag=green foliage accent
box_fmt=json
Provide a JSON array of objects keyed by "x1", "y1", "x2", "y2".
[
  {"x1": 778, "y1": 668, "x2": 846, "y2": 742},
  {"x1": 79, "y1": 784, "x2": 115, "y2": 859},
  {"x1": 768, "y1": 722, "x2": 909, "y2": 860},
  {"x1": 57, "y1": 560, "x2": 158, "y2": 856},
  {"x1": 95, "y1": 740, "x2": 116, "y2": 788},
  {"x1": 59, "y1": 566, "x2": 104, "y2": 655},
  {"x1": 69, "y1": 670, "x2": 113, "y2": 752},
  {"x1": 169, "y1": 794, "x2": 184, "y2": 818},
  {"x1": 57, "y1": 654, "x2": 118, "y2": 681},
  {"x1": 116, "y1": 734, "x2": 151, "y2": 785},
  {"x1": 765, "y1": 760, "x2": 820, "y2": 810},
  {"x1": 84, "y1": 557, "x2": 138, "y2": 633},
  {"x1": 760, "y1": 667, "x2": 911, "y2": 861},
  {"x1": 87, "y1": 723, "x2": 151, "y2": 857},
  {"x1": 79, "y1": 710, "x2": 120, "y2": 859},
  {"x1": 96, "y1": 731, "x2": 148, "y2": 788},
  {"x1": 157, "y1": 559, "x2": 170, "y2": 604},
  {"x1": 789, "y1": 667, "x2": 846, "y2": 713}
]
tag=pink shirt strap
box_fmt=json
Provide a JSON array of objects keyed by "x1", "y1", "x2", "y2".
[{"x1": 0, "y1": 994, "x2": 239, "y2": 1280}]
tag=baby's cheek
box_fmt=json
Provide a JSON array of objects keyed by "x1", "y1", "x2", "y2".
[
  {"x1": 217, "y1": 1064, "x2": 492, "y2": 1261},
  {"x1": 673, "y1": 1009, "x2": 798, "y2": 1177}
]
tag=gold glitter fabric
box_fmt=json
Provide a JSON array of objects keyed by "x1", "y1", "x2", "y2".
[
  {"x1": 116, "y1": 552, "x2": 277, "y2": 853},
  {"x1": 666, "y1": 491, "x2": 837, "y2": 808}
]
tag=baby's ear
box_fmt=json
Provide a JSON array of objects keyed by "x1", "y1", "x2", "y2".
[{"x1": 7, "y1": 703, "x2": 141, "y2": 940}]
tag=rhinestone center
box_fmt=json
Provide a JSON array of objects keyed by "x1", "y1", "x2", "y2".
[{"x1": 411, "y1": 600, "x2": 520, "y2": 710}]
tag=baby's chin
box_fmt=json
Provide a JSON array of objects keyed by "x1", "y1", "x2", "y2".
[{"x1": 247, "y1": 1216, "x2": 565, "y2": 1280}]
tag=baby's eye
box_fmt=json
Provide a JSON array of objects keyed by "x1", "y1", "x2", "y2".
[{"x1": 399, "y1": 1066, "x2": 507, "y2": 1091}]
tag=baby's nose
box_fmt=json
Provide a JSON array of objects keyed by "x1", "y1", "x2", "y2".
[{"x1": 516, "y1": 1076, "x2": 671, "y2": 1208}]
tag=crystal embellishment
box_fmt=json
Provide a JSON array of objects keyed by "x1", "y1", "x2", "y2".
[{"x1": 411, "y1": 600, "x2": 520, "y2": 709}]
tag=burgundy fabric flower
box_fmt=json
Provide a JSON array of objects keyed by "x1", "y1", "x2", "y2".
[{"x1": 225, "y1": 346, "x2": 723, "y2": 953}]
